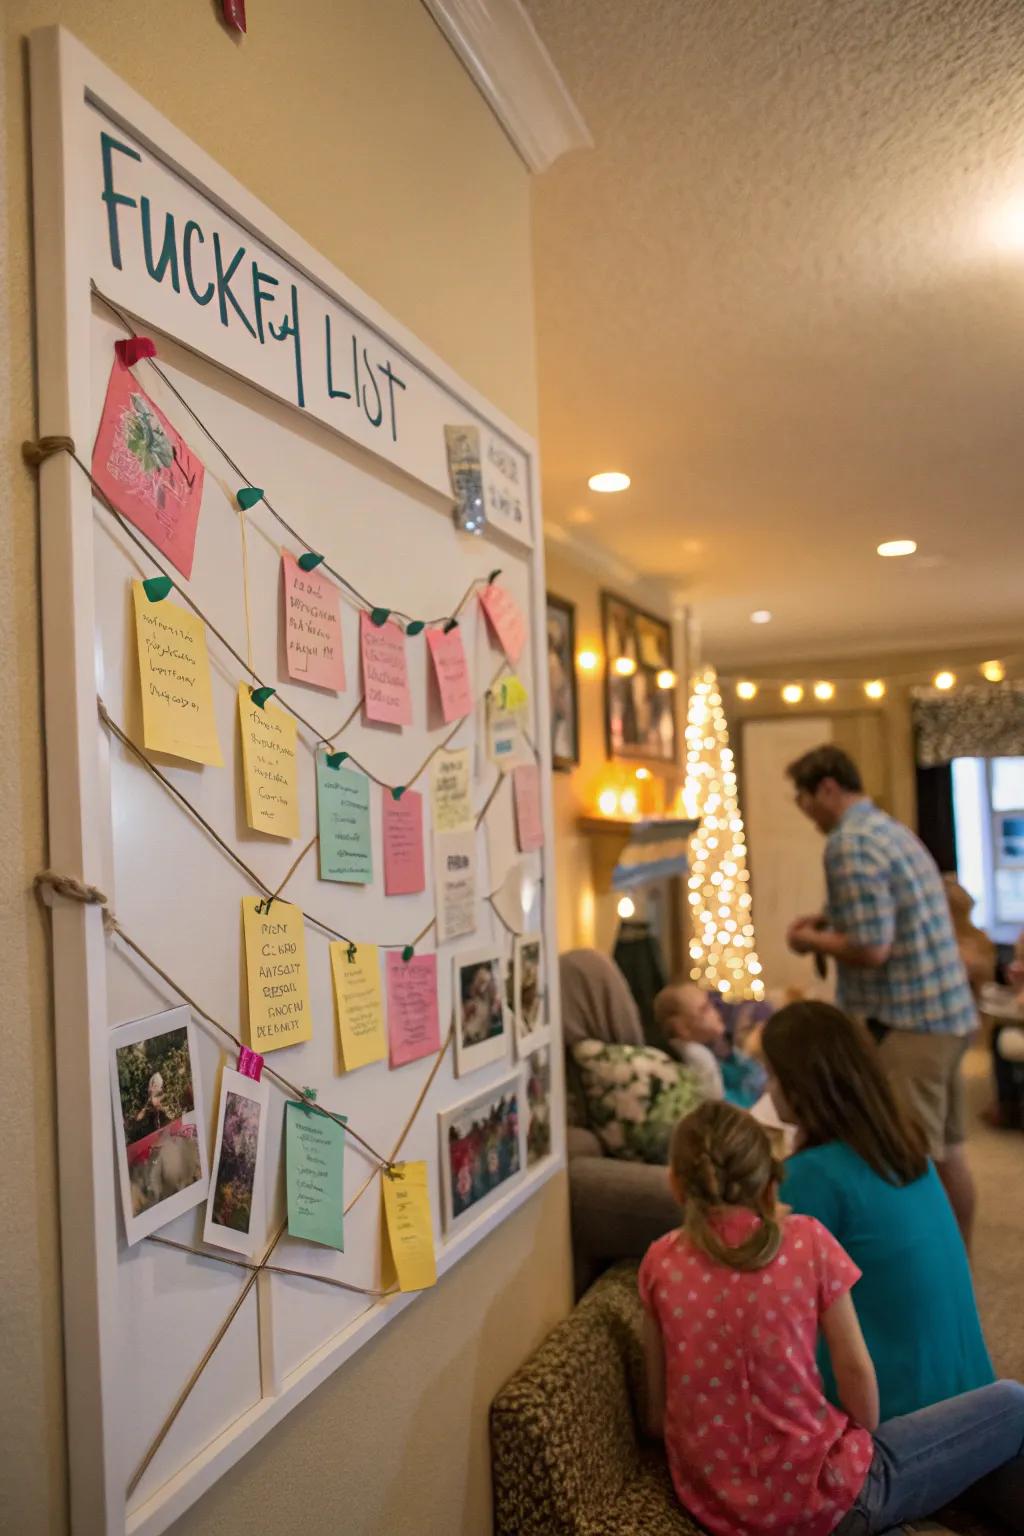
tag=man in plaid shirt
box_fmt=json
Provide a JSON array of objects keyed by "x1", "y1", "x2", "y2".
[{"x1": 784, "y1": 745, "x2": 977, "y2": 1245}]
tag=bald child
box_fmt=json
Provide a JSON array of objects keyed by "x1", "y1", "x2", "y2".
[{"x1": 653, "y1": 983, "x2": 725, "y2": 1102}]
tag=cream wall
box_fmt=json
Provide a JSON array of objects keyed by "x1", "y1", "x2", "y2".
[{"x1": 1, "y1": 5, "x2": 571, "y2": 1534}]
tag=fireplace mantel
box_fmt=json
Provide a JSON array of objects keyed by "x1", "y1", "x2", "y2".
[{"x1": 577, "y1": 815, "x2": 699, "y2": 893}]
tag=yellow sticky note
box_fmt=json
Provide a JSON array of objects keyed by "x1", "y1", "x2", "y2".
[
  {"x1": 238, "y1": 683, "x2": 299, "y2": 838},
  {"x1": 242, "y1": 897, "x2": 313, "y2": 1052},
  {"x1": 132, "y1": 582, "x2": 222, "y2": 765},
  {"x1": 498, "y1": 674, "x2": 529, "y2": 712},
  {"x1": 382, "y1": 1161, "x2": 437, "y2": 1292},
  {"x1": 330, "y1": 941, "x2": 387, "y2": 1071}
]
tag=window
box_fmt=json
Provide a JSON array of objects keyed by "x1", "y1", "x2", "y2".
[{"x1": 952, "y1": 757, "x2": 1024, "y2": 938}]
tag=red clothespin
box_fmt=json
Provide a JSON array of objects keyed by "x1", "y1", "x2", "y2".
[
  {"x1": 114, "y1": 336, "x2": 157, "y2": 368},
  {"x1": 237, "y1": 1046, "x2": 264, "y2": 1082},
  {"x1": 222, "y1": 0, "x2": 247, "y2": 33}
]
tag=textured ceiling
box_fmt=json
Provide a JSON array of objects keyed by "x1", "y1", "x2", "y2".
[{"x1": 526, "y1": 0, "x2": 1024, "y2": 665}]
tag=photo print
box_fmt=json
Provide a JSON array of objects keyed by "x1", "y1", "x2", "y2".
[
  {"x1": 453, "y1": 946, "x2": 509, "y2": 1077},
  {"x1": 511, "y1": 932, "x2": 548, "y2": 1055},
  {"x1": 203, "y1": 1066, "x2": 269, "y2": 1255},
  {"x1": 524, "y1": 1045, "x2": 553, "y2": 1168},
  {"x1": 438, "y1": 1071, "x2": 524, "y2": 1235},
  {"x1": 108, "y1": 1005, "x2": 208, "y2": 1246}
]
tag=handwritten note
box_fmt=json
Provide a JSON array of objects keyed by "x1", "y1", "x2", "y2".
[
  {"x1": 430, "y1": 749, "x2": 473, "y2": 833},
  {"x1": 382, "y1": 790, "x2": 425, "y2": 896},
  {"x1": 382, "y1": 1161, "x2": 437, "y2": 1291},
  {"x1": 242, "y1": 897, "x2": 313, "y2": 1052},
  {"x1": 479, "y1": 582, "x2": 526, "y2": 665},
  {"x1": 285, "y1": 1101, "x2": 346, "y2": 1250},
  {"x1": 92, "y1": 361, "x2": 205, "y2": 579},
  {"x1": 316, "y1": 757, "x2": 372, "y2": 884},
  {"x1": 132, "y1": 582, "x2": 222, "y2": 765},
  {"x1": 360, "y1": 613, "x2": 412, "y2": 726},
  {"x1": 330, "y1": 942, "x2": 387, "y2": 1071},
  {"x1": 435, "y1": 828, "x2": 477, "y2": 943},
  {"x1": 486, "y1": 682, "x2": 526, "y2": 771},
  {"x1": 513, "y1": 763, "x2": 544, "y2": 852},
  {"x1": 425, "y1": 626, "x2": 473, "y2": 723},
  {"x1": 386, "y1": 952, "x2": 440, "y2": 1067},
  {"x1": 238, "y1": 684, "x2": 299, "y2": 839},
  {"x1": 282, "y1": 552, "x2": 345, "y2": 691}
]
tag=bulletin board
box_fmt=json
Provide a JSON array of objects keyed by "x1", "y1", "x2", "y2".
[{"x1": 28, "y1": 28, "x2": 562, "y2": 1536}]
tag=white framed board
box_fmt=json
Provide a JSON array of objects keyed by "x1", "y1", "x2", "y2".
[{"x1": 29, "y1": 27, "x2": 563, "y2": 1536}]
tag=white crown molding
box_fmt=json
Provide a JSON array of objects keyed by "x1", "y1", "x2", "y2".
[{"x1": 421, "y1": 0, "x2": 592, "y2": 173}]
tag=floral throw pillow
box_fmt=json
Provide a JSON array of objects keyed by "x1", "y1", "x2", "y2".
[{"x1": 570, "y1": 1041, "x2": 705, "y2": 1163}]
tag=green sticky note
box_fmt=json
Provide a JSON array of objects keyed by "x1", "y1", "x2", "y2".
[
  {"x1": 236, "y1": 486, "x2": 264, "y2": 510},
  {"x1": 142, "y1": 574, "x2": 173, "y2": 603},
  {"x1": 316, "y1": 756, "x2": 373, "y2": 884},
  {"x1": 285, "y1": 1101, "x2": 346, "y2": 1251},
  {"x1": 297, "y1": 551, "x2": 325, "y2": 572}
]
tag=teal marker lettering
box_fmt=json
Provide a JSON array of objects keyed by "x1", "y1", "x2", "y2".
[{"x1": 100, "y1": 131, "x2": 141, "y2": 271}]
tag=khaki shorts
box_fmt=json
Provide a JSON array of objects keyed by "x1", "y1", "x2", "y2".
[{"x1": 873, "y1": 1028, "x2": 969, "y2": 1159}]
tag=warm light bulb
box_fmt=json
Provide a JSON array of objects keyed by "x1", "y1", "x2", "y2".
[
  {"x1": 635, "y1": 767, "x2": 651, "y2": 780},
  {"x1": 781, "y1": 684, "x2": 804, "y2": 704},
  {"x1": 934, "y1": 671, "x2": 956, "y2": 691},
  {"x1": 576, "y1": 649, "x2": 600, "y2": 673},
  {"x1": 613, "y1": 655, "x2": 637, "y2": 677},
  {"x1": 588, "y1": 471, "x2": 631, "y2": 494},
  {"x1": 598, "y1": 789, "x2": 618, "y2": 816},
  {"x1": 736, "y1": 680, "x2": 758, "y2": 700},
  {"x1": 877, "y1": 539, "x2": 917, "y2": 558},
  {"x1": 619, "y1": 788, "x2": 639, "y2": 816},
  {"x1": 864, "y1": 679, "x2": 886, "y2": 700},
  {"x1": 813, "y1": 681, "x2": 835, "y2": 701},
  {"x1": 981, "y1": 660, "x2": 1006, "y2": 683},
  {"x1": 656, "y1": 669, "x2": 677, "y2": 690},
  {"x1": 617, "y1": 895, "x2": 636, "y2": 920},
  {"x1": 750, "y1": 610, "x2": 773, "y2": 625}
]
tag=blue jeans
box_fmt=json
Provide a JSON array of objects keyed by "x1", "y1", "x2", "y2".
[{"x1": 835, "y1": 1381, "x2": 1024, "y2": 1534}]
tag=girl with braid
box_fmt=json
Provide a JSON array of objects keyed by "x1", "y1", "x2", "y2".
[{"x1": 640, "y1": 1101, "x2": 1024, "y2": 1536}]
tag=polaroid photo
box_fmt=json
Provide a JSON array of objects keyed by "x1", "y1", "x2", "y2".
[
  {"x1": 203, "y1": 1066, "x2": 270, "y2": 1255},
  {"x1": 453, "y1": 946, "x2": 510, "y2": 1078},
  {"x1": 512, "y1": 932, "x2": 549, "y2": 1057},
  {"x1": 524, "y1": 1044, "x2": 553, "y2": 1168},
  {"x1": 438, "y1": 1070, "x2": 524, "y2": 1236},
  {"x1": 108, "y1": 1005, "x2": 208, "y2": 1246}
]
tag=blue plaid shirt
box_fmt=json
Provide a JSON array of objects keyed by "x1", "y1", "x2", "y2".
[{"x1": 825, "y1": 800, "x2": 975, "y2": 1035}]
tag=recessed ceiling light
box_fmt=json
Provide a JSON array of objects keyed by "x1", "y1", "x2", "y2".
[
  {"x1": 736, "y1": 680, "x2": 758, "y2": 700},
  {"x1": 864, "y1": 679, "x2": 886, "y2": 700},
  {"x1": 813, "y1": 681, "x2": 835, "y2": 701},
  {"x1": 750, "y1": 610, "x2": 772, "y2": 625},
  {"x1": 588, "y1": 471, "x2": 631, "y2": 493},
  {"x1": 877, "y1": 539, "x2": 918, "y2": 558},
  {"x1": 934, "y1": 671, "x2": 956, "y2": 691},
  {"x1": 781, "y1": 684, "x2": 804, "y2": 704},
  {"x1": 980, "y1": 659, "x2": 1006, "y2": 683}
]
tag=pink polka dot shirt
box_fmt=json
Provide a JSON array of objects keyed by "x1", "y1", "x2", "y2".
[{"x1": 639, "y1": 1212, "x2": 873, "y2": 1536}]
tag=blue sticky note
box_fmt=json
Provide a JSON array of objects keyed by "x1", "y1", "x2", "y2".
[
  {"x1": 316, "y1": 757, "x2": 373, "y2": 884},
  {"x1": 285, "y1": 1101, "x2": 346, "y2": 1250}
]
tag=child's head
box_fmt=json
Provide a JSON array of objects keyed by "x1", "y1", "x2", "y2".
[
  {"x1": 669, "y1": 1101, "x2": 783, "y2": 1271},
  {"x1": 654, "y1": 983, "x2": 725, "y2": 1048},
  {"x1": 761, "y1": 1000, "x2": 928, "y2": 1185}
]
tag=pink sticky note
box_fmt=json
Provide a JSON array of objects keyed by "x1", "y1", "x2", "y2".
[
  {"x1": 91, "y1": 360, "x2": 205, "y2": 580},
  {"x1": 361, "y1": 612, "x2": 413, "y2": 725},
  {"x1": 426, "y1": 626, "x2": 473, "y2": 723},
  {"x1": 383, "y1": 790, "x2": 425, "y2": 896},
  {"x1": 479, "y1": 583, "x2": 526, "y2": 665},
  {"x1": 282, "y1": 552, "x2": 346, "y2": 691},
  {"x1": 513, "y1": 763, "x2": 544, "y2": 852},
  {"x1": 386, "y1": 952, "x2": 440, "y2": 1067}
]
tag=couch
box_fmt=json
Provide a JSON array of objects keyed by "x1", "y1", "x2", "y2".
[{"x1": 560, "y1": 950, "x2": 680, "y2": 1294}]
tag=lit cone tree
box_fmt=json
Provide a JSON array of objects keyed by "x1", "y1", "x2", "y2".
[{"x1": 682, "y1": 667, "x2": 765, "y2": 1001}]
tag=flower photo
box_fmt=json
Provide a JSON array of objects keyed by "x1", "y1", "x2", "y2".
[
  {"x1": 454, "y1": 947, "x2": 510, "y2": 1077},
  {"x1": 204, "y1": 1067, "x2": 269, "y2": 1254},
  {"x1": 438, "y1": 1072, "x2": 524, "y2": 1234}
]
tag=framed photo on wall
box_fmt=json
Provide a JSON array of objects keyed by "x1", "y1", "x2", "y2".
[
  {"x1": 546, "y1": 593, "x2": 579, "y2": 770},
  {"x1": 602, "y1": 591, "x2": 677, "y2": 762}
]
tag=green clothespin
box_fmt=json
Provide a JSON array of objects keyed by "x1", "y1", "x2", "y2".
[
  {"x1": 487, "y1": 568, "x2": 502, "y2": 585},
  {"x1": 391, "y1": 785, "x2": 406, "y2": 801},
  {"x1": 325, "y1": 750, "x2": 349, "y2": 769},
  {"x1": 250, "y1": 685, "x2": 276, "y2": 709},
  {"x1": 298, "y1": 551, "x2": 325, "y2": 572},
  {"x1": 370, "y1": 606, "x2": 391, "y2": 627},
  {"x1": 236, "y1": 486, "x2": 264, "y2": 510},
  {"x1": 406, "y1": 620, "x2": 425, "y2": 636},
  {"x1": 299, "y1": 1087, "x2": 318, "y2": 1115},
  {"x1": 443, "y1": 617, "x2": 459, "y2": 634},
  {"x1": 142, "y1": 574, "x2": 173, "y2": 603},
  {"x1": 256, "y1": 894, "x2": 275, "y2": 915},
  {"x1": 346, "y1": 942, "x2": 358, "y2": 964},
  {"x1": 402, "y1": 945, "x2": 415, "y2": 963}
]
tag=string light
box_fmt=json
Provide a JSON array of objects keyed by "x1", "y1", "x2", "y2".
[
  {"x1": 682, "y1": 667, "x2": 764, "y2": 1002},
  {"x1": 616, "y1": 895, "x2": 636, "y2": 919},
  {"x1": 934, "y1": 671, "x2": 956, "y2": 691},
  {"x1": 864, "y1": 679, "x2": 886, "y2": 700},
  {"x1": 576, "y1": 649, "x2": 600, "y2": 673},
  {"x1": 635, "y1": 767, "x2": 651, "y2": 781},
  {"x1": 619, "y1": 788, "x2": 639, "y2": 817},
  {"x1": 813, "y1": 681, "x2": 835, "y2": 701},
  {"x1": 613, "y1": 655, "x2": 637, "y2": 677},
  {"x1": 781, "y1": 684, "x2": 804, "y2": 704},
  {"x1": 656, "y1": 669, "x2": 677, "y2": 690},
  {"x1": 598, "y1": 789, "x2": 618, "y2": 816},
  {"x1": 981, "y1": 660, "x2": 1006, "y2": 683},
  {"x1": 736, "y1": 680, "x2": 758, "y2": 700}
]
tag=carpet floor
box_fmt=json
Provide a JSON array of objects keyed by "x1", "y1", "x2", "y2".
[{"x1": 963, "y1": 1047, "x2": 1024, "y2": 1383}]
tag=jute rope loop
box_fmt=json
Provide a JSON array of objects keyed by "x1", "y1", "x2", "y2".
[{"x1": 22, "y1": 435, "x2": 75, "y2": 466}]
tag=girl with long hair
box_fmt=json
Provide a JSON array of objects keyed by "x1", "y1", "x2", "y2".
[
  {"x1": 640, "y1": 1100, "x2": 1024, "y2": 1536},
  {"x1": 761, "y1": 1000, "x2": 993, "y2": 1420}
]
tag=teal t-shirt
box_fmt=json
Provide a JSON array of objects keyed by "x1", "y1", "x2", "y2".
[{"x1": 781, "y1": 1141, "x2": 994, "y2": 1421}]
